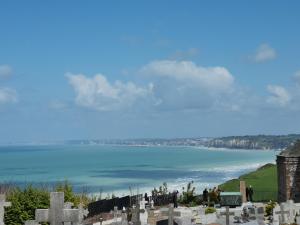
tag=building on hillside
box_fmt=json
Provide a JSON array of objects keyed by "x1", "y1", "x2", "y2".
[{"x1": 277, "y1": 140, "x2": 300, "y2": 203}]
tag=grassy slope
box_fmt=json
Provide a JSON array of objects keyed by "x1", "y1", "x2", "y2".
[{"x1": 219, "y1": 164, "x2": 278, "y2": 201}]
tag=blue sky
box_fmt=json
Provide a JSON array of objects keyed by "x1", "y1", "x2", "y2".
[{"x1": 1, "y1": 1, "x2": 300, "y2": 142}]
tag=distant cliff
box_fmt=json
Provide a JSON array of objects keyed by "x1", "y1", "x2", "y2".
[{"x1": 206, "y1": 134, "x2": 300, "y2": 150}]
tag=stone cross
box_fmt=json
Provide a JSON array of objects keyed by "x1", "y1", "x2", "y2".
[
  {"x1": 275, "y1": 205, "x2": 290, "y2": 224},
  {"x1": 35, "y1": 192, "x2": 80, "y2": 225},
  {"x1": 220, "y1": 206, "x2": 234, "y2": 225},
  {"x1": 0, "y1": 194, "x2": 11, "y2": 225},
  {"x1": 139, "y1": 198, "x2": 147, "y2": 210},
  {"x1": 131, "y1": 204, "x2": 141, "y2": 225},
  {"x1": 160, "y1": 204, "x2": 181, "y2": 225}
]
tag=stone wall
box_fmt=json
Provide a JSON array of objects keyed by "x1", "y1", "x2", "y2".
[{"x1": 277, "y1": 156, "x2": 300, "y2": 202}]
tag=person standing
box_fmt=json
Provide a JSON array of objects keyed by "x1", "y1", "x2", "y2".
[
  {"x1": 246, "y1": 186, "x2": 249, "y2": 201},
  {"x1": 172, "y1": 190, "x2": 178, "y2": 208},
  {"x1": 203, "y1": 188, "x2": 208, "y2": 204},
  {"x1": 248, "y1": 185, "x2": 254, "y2": 202}
]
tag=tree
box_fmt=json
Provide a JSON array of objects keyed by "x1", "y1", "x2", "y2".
[{"x1": 5, "y1": 186, "x2": 49, "y2": 225}]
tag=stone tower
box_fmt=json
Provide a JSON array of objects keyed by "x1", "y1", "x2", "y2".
[{"x1": 277, "y1": 140, "x2": 300, "y2": 203}]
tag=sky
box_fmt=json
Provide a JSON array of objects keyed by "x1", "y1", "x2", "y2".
[{"x1": 1, "y1": 1, "x2": 300, "y2": 142}]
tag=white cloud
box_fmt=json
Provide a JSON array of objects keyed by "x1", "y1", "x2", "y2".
[
  {"x1": 267, "y1": 85, "x2": 291, "y2": 107},
  {"x1": 293, "y1": 70, "x2": 300, "y2": 85},
  {"x1": 0, "y1": 65, "x2": 13, "y2": 78},
  {"x1": 66, "y1": 72, "x2": 153, "y2": 111},
  {"x1": 140, "y1": 60, "x2": 234, "y2": 93},
  {"x1": 0, "y1": 87, "x2": 17, "y2": 104},
  {"x1": 253, "y1": 44, "x2": 276, "y2": 63},
  {"x1": 139, "y1": 60, "x2": 238, "y2": 111}
]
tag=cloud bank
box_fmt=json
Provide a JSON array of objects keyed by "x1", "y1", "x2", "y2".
[{"x1": 66, "y1": 72, "x2": 153, "y2": 111}]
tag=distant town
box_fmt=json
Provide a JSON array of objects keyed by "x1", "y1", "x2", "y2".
[{"x1": 63, "y1": 134, "x2": 300, "y2": 150}]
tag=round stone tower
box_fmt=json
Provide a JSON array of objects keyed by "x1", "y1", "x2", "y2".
[{"x1": 277, "y1": 140, "x2": 300, "y2": 203}]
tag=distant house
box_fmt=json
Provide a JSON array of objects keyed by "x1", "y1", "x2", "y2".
[{"x1": 277, "y1": 140, "x2": 300, "y2": 202}]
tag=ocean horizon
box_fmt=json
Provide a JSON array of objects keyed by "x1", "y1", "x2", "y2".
[{"x1": 0, "y1": 144, "x2": 276, "y2": 197}]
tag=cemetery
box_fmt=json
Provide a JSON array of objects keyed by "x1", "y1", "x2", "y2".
[{"x1": 1, "y1": 141, "x2": 300, "y2": 225}]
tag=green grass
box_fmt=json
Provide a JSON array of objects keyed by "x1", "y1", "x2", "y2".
[{"x1": 219, "y1": 163, "x2": 278, "y2": 202}]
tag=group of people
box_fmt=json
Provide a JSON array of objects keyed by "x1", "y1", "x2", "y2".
[
  {"x1": 202, "y1": 187, "x2": 222, "y2": 204},
  {"x1": 202, "y1": 185, "x2": 255, "y2": 204}
]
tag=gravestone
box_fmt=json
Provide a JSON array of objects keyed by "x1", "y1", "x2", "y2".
[
  {"x1": 78, "y1": 203, "x2": 88, "y2": 223},
  {"x1": 112, "y1": 206, "x2": 120, "y2": 225},
  {"x1": 121, "y1": 211, "x2": 128, "y2": 225},
  {"x1": 296, "y1": 216, "x2": 300, "y2": 225},
  {"x1": 248, "y1": 207, "x2": 265, "y2": 225},
  {"x1": 0, "y1": 194, "x2": 11, "y2": 225},
  {"x1": 274, "y1": 204, "x2": 289, "y2": 225},
  {"x1": 220, "y1": 206, "x2": 234, "y2": 225},
  {"x1": 35, "y1": 192, "x2": 80, "y2": 225},
  {"x1": 240, "y1": 181, "x2": 247, "y2": 203},
  {"x1": 220, "y1": 192, "x2": 242, "y2": 207},
  {"x1": 131, "y1": 204, "x2": 141, "y2": 225},
  {"x1": 160, "y1": 204, "x2": 181, "y2": 225},
  {"x1": 139, "y1": 198, "x2": 147, "y2": 210},
  {"x1": 64, "y1": 202, "x2": 74, "y2": 225}
]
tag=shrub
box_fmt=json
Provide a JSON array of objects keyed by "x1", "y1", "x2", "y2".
[
  {"x1": 205, "y1": 207, "x2": 216, "y2": 214},
  {"x1": 180, "y1": 181, "x2": 196, "y2": 205},
  {"x1": 265, "y1": 200, "x2": 276, "y2": 216}
]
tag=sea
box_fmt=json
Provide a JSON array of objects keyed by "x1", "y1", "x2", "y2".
[{"x1": 0, "y1": 144, "x2": 277, "y2": 196}]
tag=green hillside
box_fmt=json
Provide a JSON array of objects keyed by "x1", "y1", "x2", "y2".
[{"x1": 219, "y1": 164, "x2": 278, "y2": 202}]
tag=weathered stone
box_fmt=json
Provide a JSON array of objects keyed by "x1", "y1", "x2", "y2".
[
  {"x1": 0, "y1": 194, "x2": 11, "y2": 225},
  {"x1": 35, "y1": 192, "x2": 80, "y2": 225}
]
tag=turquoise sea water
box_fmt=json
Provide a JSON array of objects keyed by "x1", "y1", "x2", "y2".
[{"x1": 0, "y1": 145, "x2": 276, "y2": 195}]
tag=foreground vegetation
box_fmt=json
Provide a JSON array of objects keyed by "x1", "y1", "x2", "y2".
[
  {"x1": 219, "y1": 163, "x2": 278, "y2": 202},
  {"x1": 2, "y1": 181, "x2": 91, "y2": 225}
]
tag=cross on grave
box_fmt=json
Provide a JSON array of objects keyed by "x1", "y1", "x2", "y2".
[
  {"x1": 220, "y1": 206, "x2": 234, "y2": 225},
  {"x1": 131, "y1": 204, "x2": 141, "y2": 225},
  {"x1": 0, "y1": 194, "x2": 11, "y2": 225},
  {"x1": 160, "y1": 204, "x2": 181, "y2": 225},
  {"x1": 139, "y1": 198, "x2": 147, "y2": 210},
  {"x1": 275, "y1": 205, "x2": 290, "y2": 225},
  {"x1": 35, "y1": 192, "x2": 80, "y2": 225}
]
